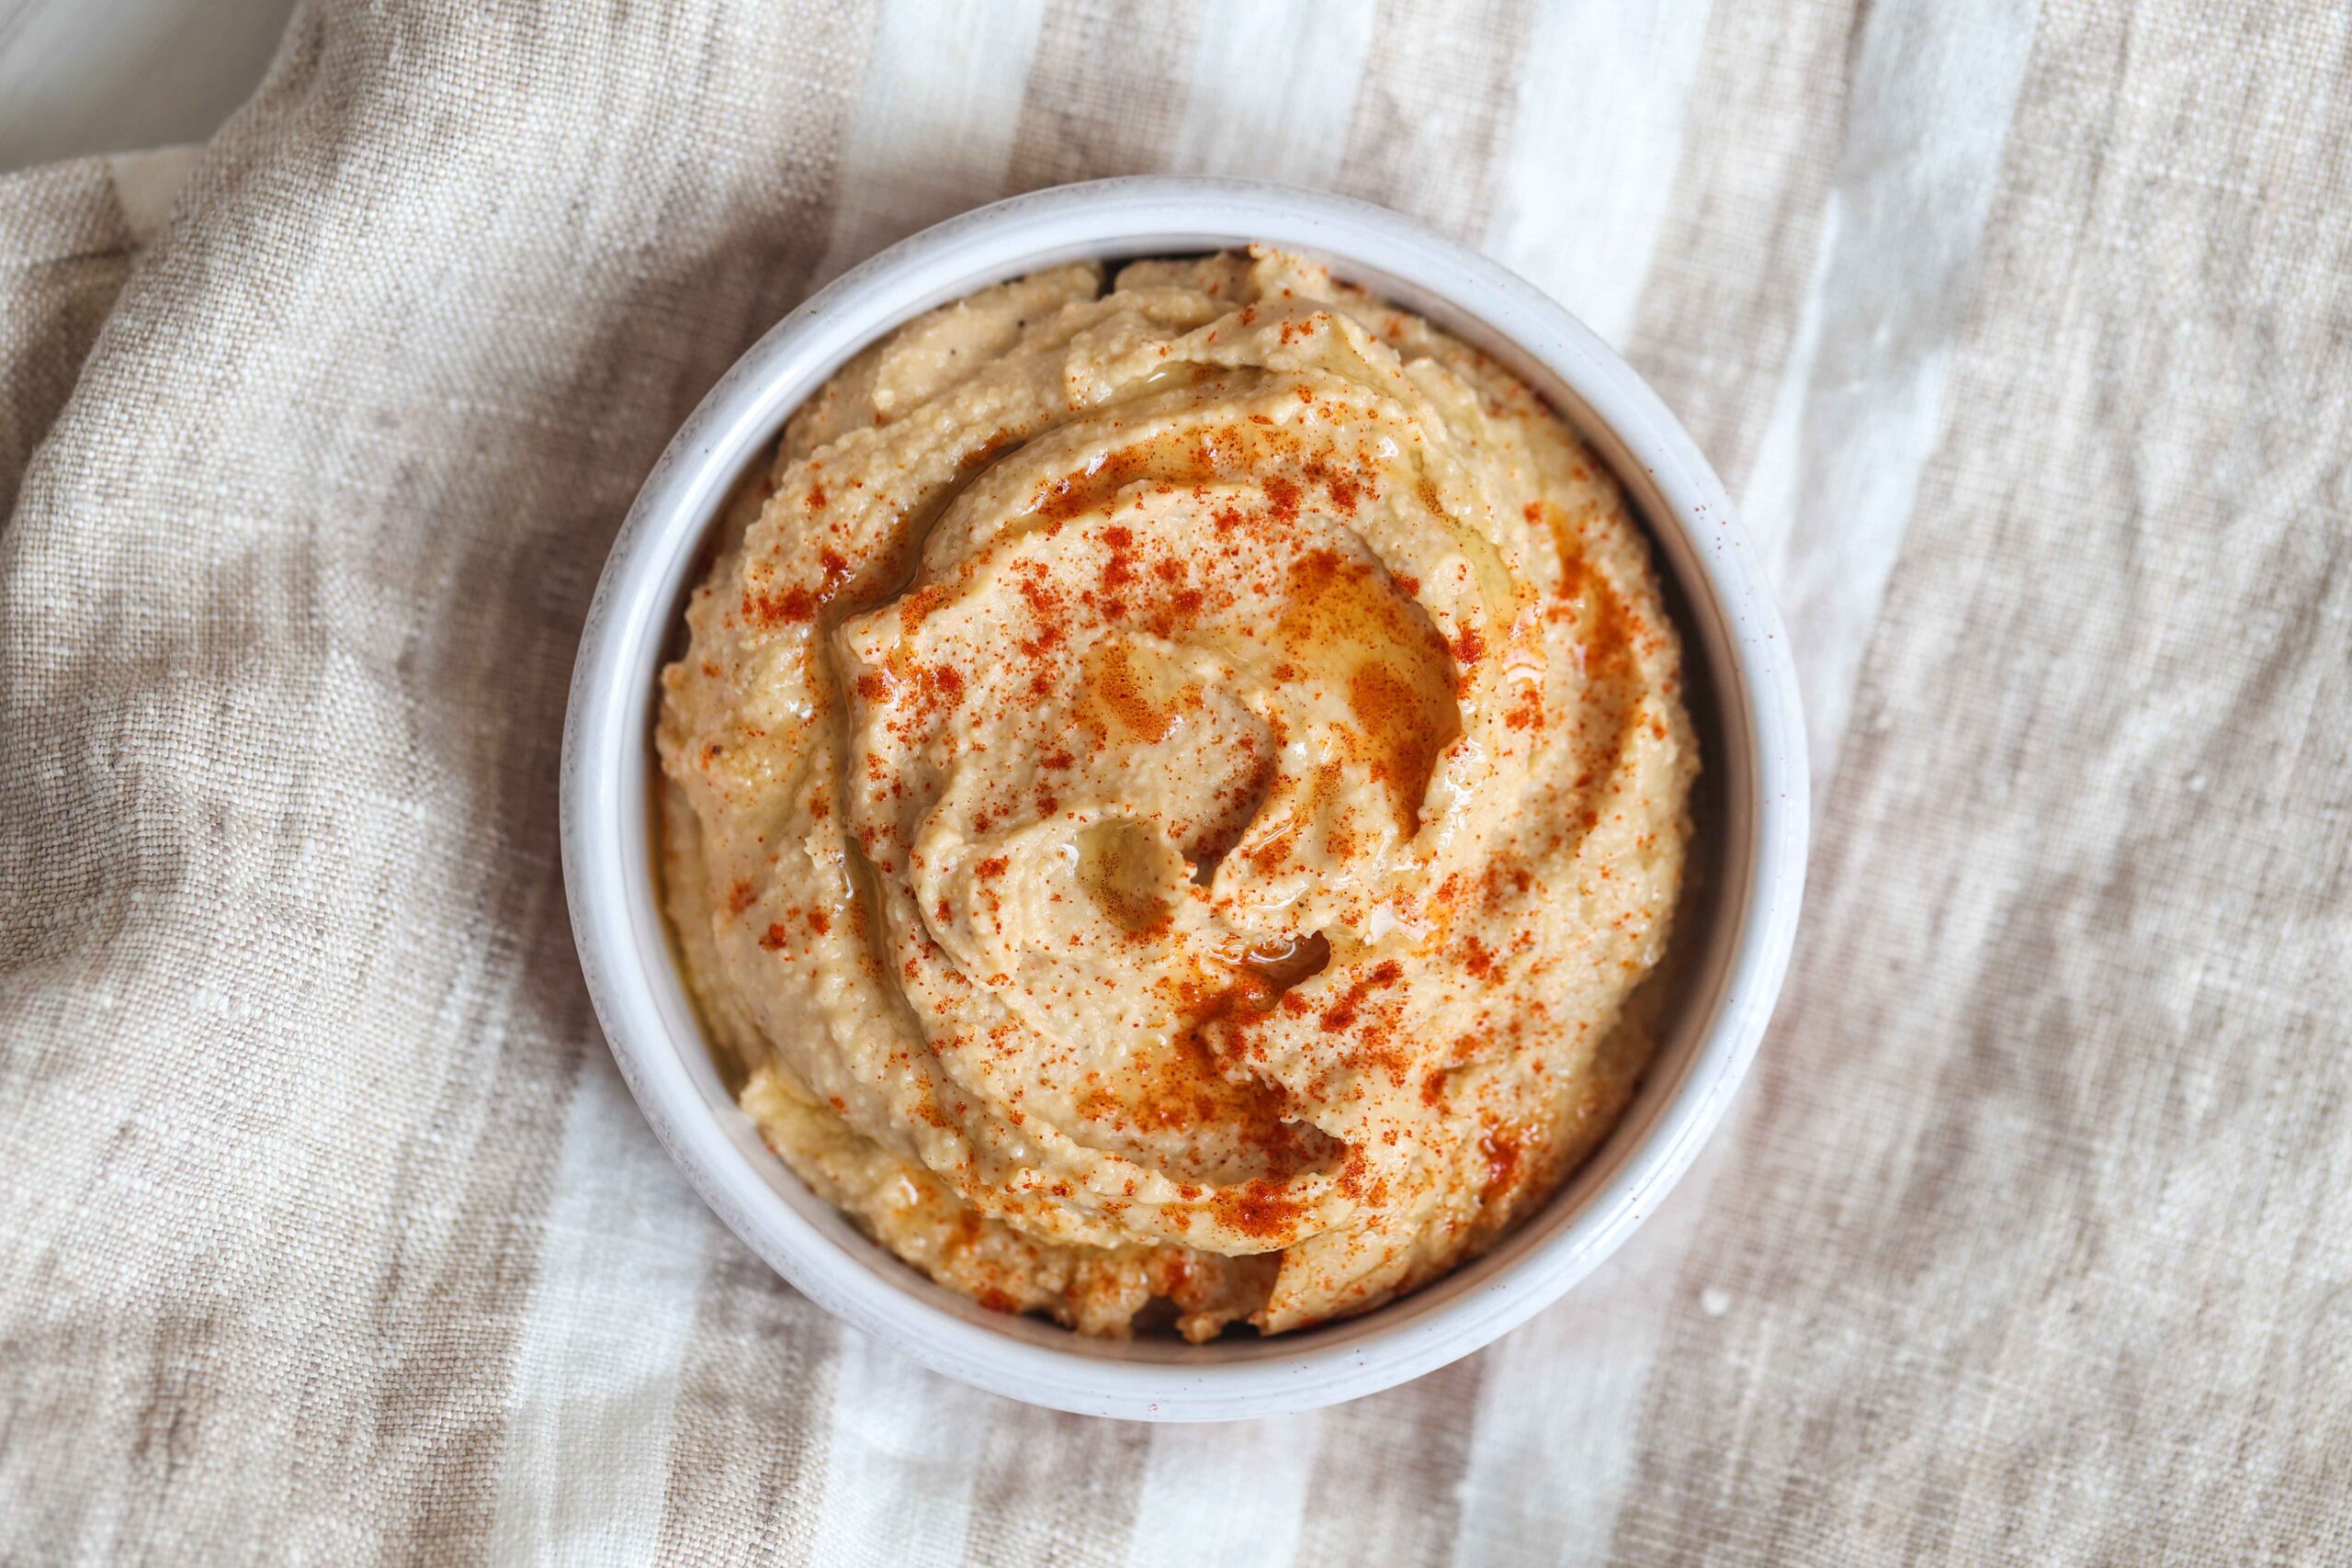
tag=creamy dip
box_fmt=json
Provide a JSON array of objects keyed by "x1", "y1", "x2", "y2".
[{"x1": 657, "y1": 248, "x2": 1695, "y2": 1338}]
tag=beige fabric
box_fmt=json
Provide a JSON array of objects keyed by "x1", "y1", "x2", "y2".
[{"x1": 2, "y1": 0, "x2": 2346, "y2": 1562}]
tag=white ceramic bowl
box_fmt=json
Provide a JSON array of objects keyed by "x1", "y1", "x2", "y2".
[{"x1": 561, "y1": 176, "x2": 1807, "y2": 1421}]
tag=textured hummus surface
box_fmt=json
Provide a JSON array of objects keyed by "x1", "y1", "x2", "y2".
[{"x1": 657, "y1": 249, "x2": 1696, "y2": 1338}]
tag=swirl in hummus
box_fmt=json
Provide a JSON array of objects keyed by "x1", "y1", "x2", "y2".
[{"x1": 657, "y1": 249, "x2": 1696, "y2": 1339}]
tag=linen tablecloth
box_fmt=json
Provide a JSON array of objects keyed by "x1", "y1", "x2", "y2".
[{"x1": 3, "y1": 1, "x2": 2346, "y2": 1562}]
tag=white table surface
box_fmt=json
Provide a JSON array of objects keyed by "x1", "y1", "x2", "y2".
[{"x1": 0, "y1": 0, "x2": 293, "y2": 174}]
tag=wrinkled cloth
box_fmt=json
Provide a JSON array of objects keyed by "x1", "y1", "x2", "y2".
[{"x1": 2, "y1": 2, "x2": 2346, "y2": 1563}]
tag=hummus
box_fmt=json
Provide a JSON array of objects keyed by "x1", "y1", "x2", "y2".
[{"x1": 657, "y1": 249, "x2": 1696, "y2": 1339}]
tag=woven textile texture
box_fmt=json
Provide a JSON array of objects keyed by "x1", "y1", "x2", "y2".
[{"x1": 2, "y1": 1, "x2": 2346, "y2": 1562}]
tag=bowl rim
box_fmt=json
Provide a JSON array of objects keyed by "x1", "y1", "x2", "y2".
[{"x1": 560, "y1": 175, "x2": 1808, "y2": 1421}]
